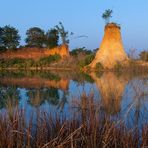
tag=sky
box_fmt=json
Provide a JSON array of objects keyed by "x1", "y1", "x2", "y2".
[{"x1": 0, "y1": 0, "x2": 148, "y2": 52}]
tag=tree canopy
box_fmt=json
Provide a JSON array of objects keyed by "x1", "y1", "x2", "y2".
[
  {"x1": 0, "y1": 25, "x2": 20, "y2": 50},
  {"x1": 0, "y1": 22, "x2": 72, "y2": 50},
  {"x1": 45, "y1": 28, "x2": 59, "y2": 48},
  {"x1": 25, "y1": 27, "x2": 45, "y2": 48},
  {"x1": 102, "y1": 9, "x2": 113, "y2": 24}
]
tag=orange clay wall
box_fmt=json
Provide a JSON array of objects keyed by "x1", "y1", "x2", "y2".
[{"x1": 0, "y1": 44, "x2": 69, "y2": 60}]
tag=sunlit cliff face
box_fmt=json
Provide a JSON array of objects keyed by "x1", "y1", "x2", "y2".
[
  {"x1": 90, "y1": 23, "x2": 128, "y2": 69},
  {"x1": 0, "y1": 44, "x2": 69, "y2": 60}
]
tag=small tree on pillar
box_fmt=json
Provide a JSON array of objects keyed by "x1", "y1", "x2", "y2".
[{"x1": 102, "y1": 9, "x2": 113, "y2": 25}]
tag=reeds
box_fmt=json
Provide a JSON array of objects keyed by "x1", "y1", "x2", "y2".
[{"x1": 0, "y1": 93, "x2": 148, "y2": 148}]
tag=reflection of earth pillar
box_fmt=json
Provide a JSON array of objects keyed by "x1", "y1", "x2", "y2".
[{"x1": 90, "y1": 72, "x2": 128, "y2": 115}]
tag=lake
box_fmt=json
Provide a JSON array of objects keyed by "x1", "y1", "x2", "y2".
[{"x1": 0, "y1": 70, "x2": 148, "y2": 129}]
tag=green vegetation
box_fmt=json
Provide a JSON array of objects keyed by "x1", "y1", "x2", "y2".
[
  {"x1": 96, "y1": 62, "x2": 104, "y2": 72},
  {"x1": 0, "y1": 86, "x2": 19, "y2": 109},
  {"x1": 139, "y1": 51, "x2": 148, "y2": 62},
  {"x1": 78, "y1": 54, "x2": 95, "y2": 68},
  {"x1": 0, "y1": 70, "x2": 61, "y2": 81},
  {"x1": 25, "y1": 27, "x2": 45, "y2": 47},
  {"x1": 0, "y1": 58, "x2": 27, "y2": 68},
  {"x1": 102, "y1": 9, "x2": 113, "y2": 24},
  {"x1": 0, "y1": 54, "x2": 61, "y2": 69},
  {"x1": 25, "y1": 27, "x2": 59, "y2": 48},
  {"x1": 0, "y1": 22, "x2": 70, "y2": 51},
  {"x1": 69, "y1": 47, "x2": 95, "y2": 70},
  {"x1": 45, "y1": 28, "x2": 59, "y2": 48},
  {"x1": 0, "y1": 25, "x2": 20, "y2": 50},
  {"x1": 70, "y1": 47, "x2": 92, "y2": 56},
  {"x1": 38, "y1": 54, "x2": 61, "y2": 66}
]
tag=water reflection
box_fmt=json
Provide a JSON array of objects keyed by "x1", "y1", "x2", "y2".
[
  {"x1": 0, "y1": 86, "x2": 20, "y2": 109},
  {"x1": 91, "y1": 72, "x2": 148, "y2": 127},
  {"x1": 27, "y1": 88, "x2": 60, "y2": 107},
  {"x1": 90, "y1": 72, "x2": 128, "y2": 115},
  {"x1": 122, "y1": 77, "x2": 148, "y2": 128},
  {"x1": 0, "y1": 70, "x2": 148, "y2": 127}
]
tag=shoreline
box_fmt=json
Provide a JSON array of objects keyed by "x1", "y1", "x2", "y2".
[{"x1": 0, "y1": 67, "x2": 74, "y2": 71}]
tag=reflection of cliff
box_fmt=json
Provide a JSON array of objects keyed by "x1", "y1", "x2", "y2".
[
  {"x1": 0, "y1": 44, "x2": 69, "y2": 60},
  {"x1": 0, "y1": 77, "x2": 69, "y2": 91},
  {"x1": 90, "y1": 72, "x2": 128, "y2": 114}
]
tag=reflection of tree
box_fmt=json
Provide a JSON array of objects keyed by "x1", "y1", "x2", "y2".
[
  {"x1": 0, "y1": 86, "x2": 20, "y2": 109},
  {"x1": 27, "y1": 87, "x2": 60, "y2": 107},
  {"x1": 73, "y1": 73, "x2": 94, "y2": 88},
  {"x1": 57, "y1": 90, "x2": 68, "y2": 111},
  {"x1": 46, "y1": 88, "x2": 60, "y2": 105}
]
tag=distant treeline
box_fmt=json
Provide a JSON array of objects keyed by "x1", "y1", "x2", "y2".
[{"x1": 0, "y1": 22, "x2": 71, "y2": 50}]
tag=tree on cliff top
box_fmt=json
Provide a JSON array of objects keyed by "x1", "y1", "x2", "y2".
[
  {"x1": 55, "y1": 22, "x2": 73, "y2": 45},
  {"x1": 0, "y1": 25, "x2": 20, "y2": 50},
  {"x1": 102, "y1": 9, "x2": 113, "y2": 24},
  {"x1": 25, "y1": 27, "x2": 45, "y2": 48},
  {"x1": 45, "y1": 28, "x2": 59, "y2": 49}
]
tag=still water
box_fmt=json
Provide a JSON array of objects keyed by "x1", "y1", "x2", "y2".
[{"x1": 0, "y1": 70, "x2": 148, "y2": 129}]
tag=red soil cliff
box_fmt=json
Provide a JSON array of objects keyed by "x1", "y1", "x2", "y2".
[{"x1": 0, "y1": 44, "x2": 69, "y2": 60}]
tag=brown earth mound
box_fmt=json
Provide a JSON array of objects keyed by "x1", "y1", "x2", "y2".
[
  {"x1": 0, "y1": 44, "x2": 69, "y2": 60},
  {"x1": 90, "y1": 23, "x2": 128, "y2": 69}
]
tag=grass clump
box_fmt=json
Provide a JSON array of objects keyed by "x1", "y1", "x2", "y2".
[
  {"x1": 0, "y1": 54, "x2": 61, "y2": 69},
  {"x1": 78, "y1": 54, "x2": 95, "y2": 68},
  {"x1": 38, "y1": 54, "x2": 61, "y2": 66},
  {"x1": 0, "y1": 93, "x2": 147, "y2": 147}
]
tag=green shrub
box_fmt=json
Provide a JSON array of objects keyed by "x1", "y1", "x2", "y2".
[
  {"x1": 96, "y1": 62, "x2": 104, "y2": 72},
  {"x1": 78, "y1": 54, "x2": 95, "y2": 68},
  {"x1": 70, "y1": 47, "x2": 92, "y2": 57},
  {"x1": 25, "y1": 59, "x2": 35, "y2": 67},
  {"x1": 78, "y1": 60, "x2": 86, "y2": 68},
  {"x1": 38, "y1": 54, "x2": 61, "y2": 66},
  {"x1": 139, "y1": 51, "x2": 148, "y2": 62},
  {"x1": 0, "y1": 58, "x2": 26, "y2": 68},
  {"x1": 84, "y1": 54, "x2": 95, "y2": 65},
  {"x1": 0, "y1": 54, "x2": 61, "y2": 69}
]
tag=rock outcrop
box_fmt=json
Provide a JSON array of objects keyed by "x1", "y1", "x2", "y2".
[
  {"x1": 90, "y1": 23, "x2": 128, "y2": 69},
  {"x1": 0, "y1": 44, "x2": 69, "y2": 60}
]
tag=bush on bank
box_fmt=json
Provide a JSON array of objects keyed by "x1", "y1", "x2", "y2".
[
  {"x1": 139, "y1": 51, "x2": 148, "y2": 62},
  {"x1": 0, "y1": 54, "x2": 61, "y2": 69},
  {"x1": 78, "y1": 54, "x2": 95, "y2": 68}
]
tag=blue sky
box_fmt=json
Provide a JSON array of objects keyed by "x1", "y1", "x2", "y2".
[{"x1": 0, "y1": 0, "x2": 148, "y2": 52}]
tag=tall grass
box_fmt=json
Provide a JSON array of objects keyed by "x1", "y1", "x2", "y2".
[{"x1": 0, "y1": 93, "x2": 148, "y2": 147}]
